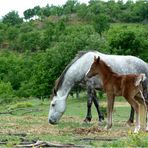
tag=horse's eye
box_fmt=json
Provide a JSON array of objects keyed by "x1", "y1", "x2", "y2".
[{"x1": 52, "y1": 103, "x2": 55, "y2": 107}]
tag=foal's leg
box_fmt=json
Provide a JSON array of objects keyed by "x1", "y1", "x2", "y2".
[
  {"x1": 127, "y1": 106, "x2": 134, "y2": 126},
  {"x1": 105, "y1": 94, "x2": 115, "y2": 130},
  {"x1": 92, "y1": 90, "x2": 104, "y2": 122},
  {"x1": 146, "y1": 113, "x2": 148, "y2": 132},
  {"x1": 127, "y1": 81, "x2": 147, "y2": 125},
  {"x1": 125, "y1": 97, "x2": 140, "y2": 133}
]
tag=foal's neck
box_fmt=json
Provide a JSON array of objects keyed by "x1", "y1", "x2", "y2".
[{"x1": 98, "y1": 62, "x2": 116, "y2": 82}]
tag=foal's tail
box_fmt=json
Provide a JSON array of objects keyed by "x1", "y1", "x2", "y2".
[{"x1": 135, "y1": 73, "x2": 146, "y2": 86}]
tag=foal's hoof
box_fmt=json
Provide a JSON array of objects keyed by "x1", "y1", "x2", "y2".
[
  {"x1": 134, "y1": 126, "x2": 140, "y2": 133},
  {"x1": 126, "y1": 120, "x2": 134, "y2": 127},
  {"x1": 104, "y1": 125, "x2": 112, "y2": 130},
  {"x1": 146, "y1": 127, "x2": 148, "y2": 132},
  {"x1": 134, "y1": 129, "x2": 139, "y2": 133}
]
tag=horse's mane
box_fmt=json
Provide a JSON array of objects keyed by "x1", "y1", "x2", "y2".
[{"x1": 52, "y1": 51, "x2": 88, "y2": 96}]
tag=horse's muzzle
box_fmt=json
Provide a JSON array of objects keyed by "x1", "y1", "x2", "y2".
[{"x1": 48, "y1": 118, "x2": 57, "y2": 125}]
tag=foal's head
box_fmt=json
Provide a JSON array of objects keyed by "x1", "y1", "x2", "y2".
[{"x1": 86, "y1": 56, "x2": 101, "y2": 78}]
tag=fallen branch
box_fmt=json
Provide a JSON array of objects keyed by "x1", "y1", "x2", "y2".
[
  {"x1": 78, "y1": 137, "x2": 118, "y2": 141},
  {"x1": 8, "y1": 132, "x2": 27, "y2": 137},
  {"x1": 16, "y1": 140, "x2": 85, "y2": 148}
]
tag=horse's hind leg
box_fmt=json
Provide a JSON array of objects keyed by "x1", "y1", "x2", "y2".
[
  {"x1": 93, "y1": 90, "x2": 104, "y2": 122},
  {"x1": 142, "y1": 80, "x2": 148, "y2": 100},
  {"x1": 84, "y1": 86, "x2": 93, "y2": 123}
]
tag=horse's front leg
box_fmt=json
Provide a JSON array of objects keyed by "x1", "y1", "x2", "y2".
[
  {"x1": 92, "y1": 90, "x2": 104, "y2": 122},
  {"x1": 105, "y1": 94, "x2": 115, "y2": 130}
]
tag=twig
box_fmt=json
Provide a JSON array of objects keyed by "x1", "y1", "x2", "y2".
[{"x1": 0, "y1": 108, "x2": 42, "y2": 115}]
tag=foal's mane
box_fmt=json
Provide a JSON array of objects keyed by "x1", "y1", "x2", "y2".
[
  {"x1": 52, "y1": 51, "x2": 88, "y2": 96},
  {"x1": 99, "y1": 59, "x2": 116, "y2": 75}
]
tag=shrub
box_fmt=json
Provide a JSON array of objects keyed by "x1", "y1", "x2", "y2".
[{"x1": 0, "y1": 80, "x2": 15, "y2": 103}]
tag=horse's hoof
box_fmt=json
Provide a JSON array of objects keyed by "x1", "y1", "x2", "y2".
[
  {"x1": 99, "y1": 115, "x2": 104, "y2": 121},
  {"x1": 83, "y1": 118, "x2": 91, "y2": 123},
  {"x1": 98, "y1": 120, "x2": 104, "y2": 126}
]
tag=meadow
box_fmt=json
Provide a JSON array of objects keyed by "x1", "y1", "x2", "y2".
[{"x1": 0, "y1": 93, "x2": 148, "y2": 147}]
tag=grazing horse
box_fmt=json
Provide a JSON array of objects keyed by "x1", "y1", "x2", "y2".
[
  {"x1": 48, "y1": 51, "x2": 148, "y2": 125},
  {"x1": 86, "y1": 56, "x2": 147, "y2": 133}
]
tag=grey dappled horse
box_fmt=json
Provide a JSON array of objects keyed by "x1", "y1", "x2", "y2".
[{"x1": 48, "y1": 51, "x2": 148, "y2": 124}]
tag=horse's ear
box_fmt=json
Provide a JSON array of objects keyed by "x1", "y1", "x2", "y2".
[
  {"x1": 97, "y1": 56, "x2": 100, "y2": 62},
  {"x1": 53, "y1": 88, "x2": 57, "y2": 96}
]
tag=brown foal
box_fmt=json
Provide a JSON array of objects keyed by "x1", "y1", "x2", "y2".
[{"x1": 86, "y1": 56, "x2": 147, "y2": 133}]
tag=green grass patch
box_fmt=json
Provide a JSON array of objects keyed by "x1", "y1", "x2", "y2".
[{"x1": 0, "y1": 96, "x2": 148, "y2": 147}]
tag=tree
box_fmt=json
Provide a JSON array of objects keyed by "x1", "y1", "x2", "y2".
[
  {"x1": 23, "y1": 9, "x2": 35, "y2": 20},
  {"x1": 93, "y1": 14, "x2": 110, "y2": 36},
  {"x1": 2, "y1": 11, "x2": 23, "y2": 26},
  {"x1": 63, "y1": 0, "x2": 78, "y2": 14},
  {"x1": 76, "y1": 3, "x2": 88, "y2": 18}
]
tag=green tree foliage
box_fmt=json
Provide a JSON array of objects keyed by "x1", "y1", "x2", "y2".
[
  {"x1": 108, "y1": 25, "x2": 148, "y2": 60},
  {"x1": 2, "y1": 11, "x2": 23, "y2": 26},
  {"x1": 24, "y1": 9, "x2": 35, "y2": 20},
  {"x1": 0, "y1": 0, "x2": 148, "y2": 101},
  {"x1": 93, "y1": 14, "x2": 110, "y2": 36},
  {"x1": 63, "y1": 0, "x2": 78, "y2": 14}
]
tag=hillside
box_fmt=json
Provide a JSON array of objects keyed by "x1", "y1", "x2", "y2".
[{"x1": 0, "y1": 0, "x2": 148, "y2": 100}]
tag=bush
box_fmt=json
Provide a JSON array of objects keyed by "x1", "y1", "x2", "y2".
[
  {"x1": 0, "y1": 80, "x2": 15, "y2": 103},
  {"x1": 8, "y1": 102, "x2": 33, "y2": 110},
  {"x1": 107, "y1": 25, "x2": 148, "y2": 60}
]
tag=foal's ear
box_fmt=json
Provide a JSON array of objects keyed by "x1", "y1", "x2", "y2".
[
  {"x1": 94, "y1": 56, "x2": 100, "y2": 62},
  {"x1": 94, "y1": 56, "x2": 97, "y2": 62},
  {"x1": 97, "y1": 56, "x2": 100, "y2": 62}
]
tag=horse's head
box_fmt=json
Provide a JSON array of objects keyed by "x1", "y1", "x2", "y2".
[
  {"x1": 48, "y1": 88, "x2": 66, "y2": 125},
  {"x1": 48, "y1": 94, "x2": 66, "y2": 124},
  {"x1": 86, "y1": 56, "x2": 100, "y2": 78}
]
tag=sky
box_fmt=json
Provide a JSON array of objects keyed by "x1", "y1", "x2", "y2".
[{"x1": 0, "y1": 0, "x2": 90, "y2": 18}]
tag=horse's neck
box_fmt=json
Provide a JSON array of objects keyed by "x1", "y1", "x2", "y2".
[
  {"x1": 57, "y1": 80, "x2": 74, "y2": 99},
  {"x1": 56, "y1": 52, "x2": 97, "y2": 99}
]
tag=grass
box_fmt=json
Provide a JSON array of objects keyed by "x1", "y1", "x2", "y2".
[{"x1": 0, "y1": 94, "x2": 148, "y2": 147}]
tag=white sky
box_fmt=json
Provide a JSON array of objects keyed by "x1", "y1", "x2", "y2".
[
  {"x1": 0, "y1": 0, "x2": 89, "y2": 18},
  {"x1": 0, "y1": 0, "x2": 135, "y2": 18}
]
